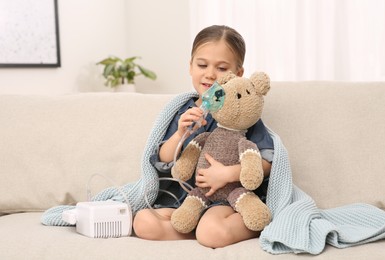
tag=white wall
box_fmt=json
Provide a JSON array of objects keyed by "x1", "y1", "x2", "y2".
[
  {"x1": 0, "y1": 0, "x2": 192, "y2": 95},
  {"x1": 125, "y1": 0, "x2": 192, "y2": 94}
]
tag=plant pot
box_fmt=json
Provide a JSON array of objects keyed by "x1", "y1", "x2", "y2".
[{"x1": 114, "y1": 84, "x2": 136, "y2": 92}]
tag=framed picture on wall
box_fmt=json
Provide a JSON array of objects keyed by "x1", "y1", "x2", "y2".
[{"x1": 0, "y1": 0, "x2": 60, "y2": 68}]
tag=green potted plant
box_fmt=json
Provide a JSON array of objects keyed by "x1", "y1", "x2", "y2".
[{"x1": 96, "y1": 56, "x2": 157, "y2": 91}]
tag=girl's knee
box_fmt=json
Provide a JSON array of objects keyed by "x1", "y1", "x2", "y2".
[
  {"x1": 133, "y1": 209, "x2": 163, "y2": 240},
  {"x1": 196, "y1": 221, "x2": 233, "y2": 248}
]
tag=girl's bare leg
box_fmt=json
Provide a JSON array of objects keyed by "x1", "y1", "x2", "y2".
[
  {"x1": 195, "y1": 205, "x2": 259, "y2": 248},
  {"x1": 133, "y1": 208, "x2": 195, "y2": 240}
]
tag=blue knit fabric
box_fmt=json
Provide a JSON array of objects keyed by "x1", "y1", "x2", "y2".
[{"x1": 259, "y1": 130, "x2": 385, "y2": 254}]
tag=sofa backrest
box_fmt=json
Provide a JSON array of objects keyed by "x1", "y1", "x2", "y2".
[
  {"x1": 0, "y1": 93, "x2": 174, "y2": 213},
  {"x1": 264, "y1": 81, "x2": 385, "y2": 209},
  {"x1": 1, "y1": 82, "x2": 384, "y2": 214}
]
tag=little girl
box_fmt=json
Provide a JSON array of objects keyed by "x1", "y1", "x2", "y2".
[{"x1": 133, "y1": 25, "x2": 274, "y2": 248}]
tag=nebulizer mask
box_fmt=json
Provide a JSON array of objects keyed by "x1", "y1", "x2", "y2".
[
  {"x1": 173, "y1": 81, "x2": 226, "y2": 165},
  {"x1": 201, "y1": 81, "x2": 226, "y2": 111},
  {"x1": 144, "y1": 82, "x2": 226, "y2": 219},
  {"x1": 188, "y1": 82, "x2": 226, "y2": 131}
]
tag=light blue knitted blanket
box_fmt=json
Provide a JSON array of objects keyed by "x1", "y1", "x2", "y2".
[
  {"x1": 260, "y1": 129, "x2": 385, "y2": 254},
  {"x1": 41, "y1": 91, "x2": 385, "y2": 255}
]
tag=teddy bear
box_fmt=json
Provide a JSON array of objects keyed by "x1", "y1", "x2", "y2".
[{"x1": 170, "y1": 71, "x2": 272, "y2": 234}]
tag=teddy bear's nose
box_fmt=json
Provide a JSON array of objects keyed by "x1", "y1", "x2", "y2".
[{"x1": 237, "y1": 93, "x2": 242, "y2": 99}]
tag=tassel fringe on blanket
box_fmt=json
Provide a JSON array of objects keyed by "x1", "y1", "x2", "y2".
[{"x1": 41, "y1": 92, "x2": 385, "y2": 255}]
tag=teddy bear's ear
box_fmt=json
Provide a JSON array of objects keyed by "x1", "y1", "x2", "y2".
[
  {"x1": 250, "y1": 72, "x2": 270, "y2": 96},
  {"x1": 217, "y1": 71, "x2": 237, "y2": 85}
]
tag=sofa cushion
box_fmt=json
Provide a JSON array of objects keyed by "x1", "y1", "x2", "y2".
[
  {"x1": 0, "y1": 93, "x2": 174, "y2": 213},
  {"x1": 1, "y1": 212, "x2": 385, "y2": 259}
]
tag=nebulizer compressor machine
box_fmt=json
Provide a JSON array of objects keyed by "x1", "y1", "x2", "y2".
[{"x1": 61, "y1": 82, "x2": 225, "y2": 238}]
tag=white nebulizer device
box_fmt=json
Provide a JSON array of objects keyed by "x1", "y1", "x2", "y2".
[
  {"x1": 62, "y1": 201, "x2": 131, "y2": 238},
  {"x1": 62, "y1": 174, "x2": 132, "y2": 238}
]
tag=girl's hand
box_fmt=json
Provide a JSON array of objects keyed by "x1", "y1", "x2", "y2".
[
  {"x1": 195, "y1": 153, "x2": 241, "y2": 197},
  {"x1": 177, "y1": 107, "x2": 207, "y2": 137},
  {"x1": 159, "y1": 107, "x2": 207, "y2": 163}
]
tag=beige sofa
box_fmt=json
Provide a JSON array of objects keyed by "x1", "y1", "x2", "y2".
[{"x1": 1, "y1": 81, "x2": 384, "y2": 259}]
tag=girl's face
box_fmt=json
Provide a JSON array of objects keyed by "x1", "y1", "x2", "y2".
[{"x1": 190, "y1": 40, "x2": 244, "y2": 105}]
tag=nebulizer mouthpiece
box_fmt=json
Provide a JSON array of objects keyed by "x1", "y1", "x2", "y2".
[
  {"x1": 189, "y1": 82, "x2": 225, "y2": 131},
  {"x1": 201, "y1": 81, "x2": 226, "y2": 113}
]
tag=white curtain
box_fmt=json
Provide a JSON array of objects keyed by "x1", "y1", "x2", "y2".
[{"x1": 189, "y1": 0, "x2": 385, "y2": 81}]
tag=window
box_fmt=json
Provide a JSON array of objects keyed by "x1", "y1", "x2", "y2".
[{"x1": 190, "y1": 0, "x2": 385, "y2": 81}]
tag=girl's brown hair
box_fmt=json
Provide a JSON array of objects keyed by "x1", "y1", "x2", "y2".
[{"x1": 191, "y1": 25, "x2": 246, "y2": 70}]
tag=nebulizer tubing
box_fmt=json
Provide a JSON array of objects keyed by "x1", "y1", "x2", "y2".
[
  {"x1": 144, "y1": 82, "x2": 226, "y2": 219},
  {"x1": 171, "y1": 112, "x2": 206, "y2": 195},
  {"x1": 144, "y1": 177, "x2": 194, "y2": 220}
]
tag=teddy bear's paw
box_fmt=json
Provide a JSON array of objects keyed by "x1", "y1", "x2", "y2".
[
  {"x1": 239, "y1": 149, "x2": 263, "y2": 190},
  {"x1": 240, "y1": 151, "x2": 264, "y2": 190},
  {"x1": 171, "y1": 196, "x2": 206, "y2": 233},
  {"x1": 171, "y1": 160, "x2": 192, "y2": 181},
  {"x1": 171, "y1": 143, "x2": 201, "y2": 181},
  {"x1": 235, "y1": 192, "x2": 271, "y2": 231},
  {"x1": 240, "y1": 168, "x2": 263, "y2": 190},
  {"x1": 171, "y1": 162, "x2": 181, "y2": 179}
]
